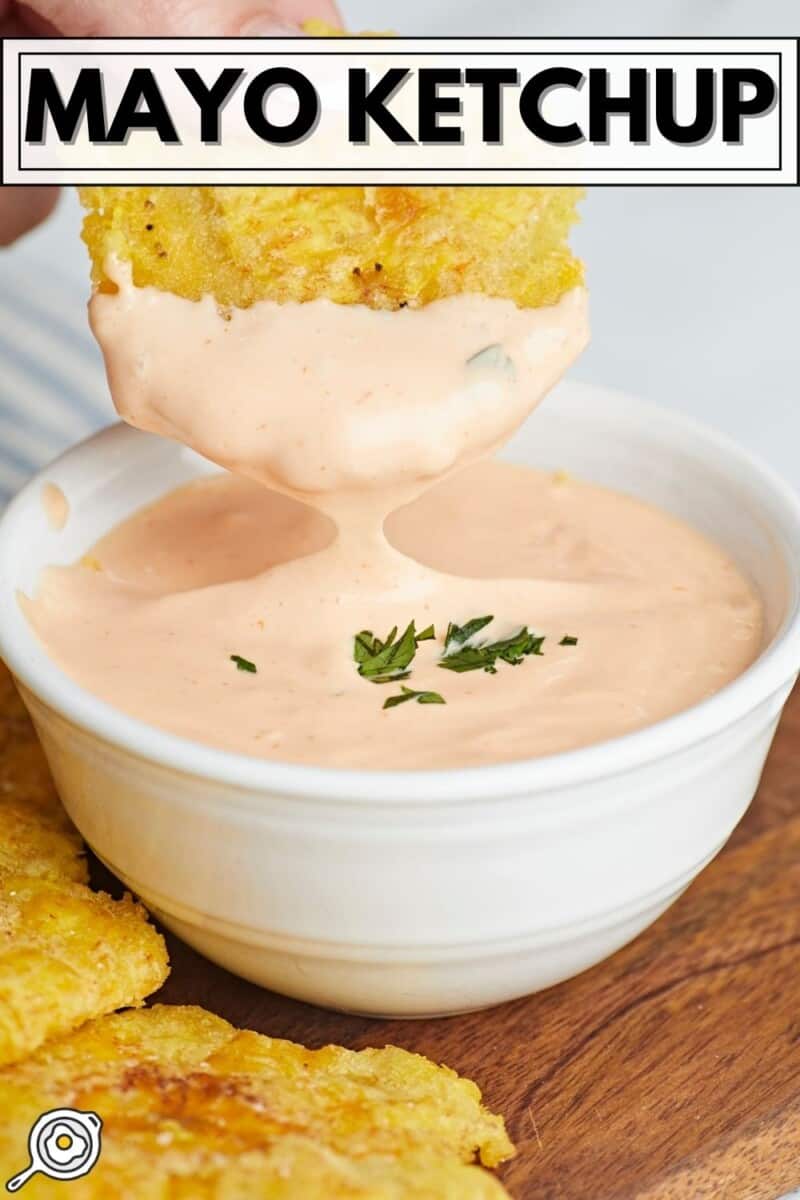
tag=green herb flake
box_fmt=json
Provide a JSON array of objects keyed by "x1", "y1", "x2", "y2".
[
  {"x1": 230, "y1": 654, "x2": 257, "y2": 673},
  {"x1": 443, "y1": 616, "x2": 494, "y2": 653},
  {"x1": 560, "y1": 635, "x2": 579, "y2": 646},
  {"x1": 466, "y1": 343, "x2": 517, "y2": 379},
  {"x1": 440, "y1": 617, "x2": 545, "y2": 675},
  {"x1": 383, "y1": 686, "x2": 446, "y2": 710},
  {"x1": 353, "y1": 620, "x2": 430, "y2": 684}
]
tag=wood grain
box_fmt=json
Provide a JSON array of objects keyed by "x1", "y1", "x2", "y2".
[{"x1": 88, "y1": 684, "x2": 800, "y2": 1200}]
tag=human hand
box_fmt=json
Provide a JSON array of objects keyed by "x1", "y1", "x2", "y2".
[
  {"x1": 0, "y1": 0, "x2": 341, "y2": 36},
  {"x1": 0, "y1": 0, "x2": 341, "y2": 244}
]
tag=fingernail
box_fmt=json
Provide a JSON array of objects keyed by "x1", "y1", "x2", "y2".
[{"x1": 238, "y1": 14, "x2": 304, "y2": 36}]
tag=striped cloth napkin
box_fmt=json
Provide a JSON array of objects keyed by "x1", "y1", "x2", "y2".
[{"x1": 0, "y1": 192, "x2": 110, "y2": 503}]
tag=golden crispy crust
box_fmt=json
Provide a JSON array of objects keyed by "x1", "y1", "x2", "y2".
[
  {"x1": 79, "y1": 185, "x2": 583, "y2": 311},
  {"x1": 0, "y1": 1005, "x2": 513, "y2": 1198},
  {"x1": 0, "y1": 667, "x2": 86, "y2": 882},
  {"x1": 80, "y1": 26, "x2": 581, "y2": 311},
  {"x1": 0, "y1": 662, "x2": 169, "y2": 1066},
  {"x1": 0, "y1": 742, "x2": 86, "y2": 884},
  {"x1": 0, "y1": 875, "x2": 169, "y2": 1069}
]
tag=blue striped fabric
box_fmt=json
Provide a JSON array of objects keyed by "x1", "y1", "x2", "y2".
[{"x1": 0, "y1": 195, "x2": 110, "y2": 502}]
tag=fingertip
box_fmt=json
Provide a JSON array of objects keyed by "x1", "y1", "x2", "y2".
[
  {"x1": 237, "y1": 13, "x2": 304, "y2": 36},
  {"x1": 0, "y1": 186, "x2": 60, "y2": 248},
  {"x1": 237, "y1": 0, "x2": 343, "y2": 34}
]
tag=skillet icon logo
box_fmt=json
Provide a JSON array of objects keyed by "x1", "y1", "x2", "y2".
[{"x1": 5, "y1": 1108, "x2": 103, "y2": 1192}]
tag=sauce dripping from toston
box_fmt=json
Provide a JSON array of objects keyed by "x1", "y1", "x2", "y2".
[{"x1": 24, "y1": 268, "x2": 762, "y2": 768}]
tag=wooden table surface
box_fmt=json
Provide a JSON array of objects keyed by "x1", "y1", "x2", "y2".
[{"x1": 92, "y1": 684, "x2": 800, "y2": 1200}]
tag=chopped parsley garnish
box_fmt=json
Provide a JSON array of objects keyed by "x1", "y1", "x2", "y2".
[
  {"x1": 353, "y1": 621, "x2": 434, "y2": 684},
  {"x1": 383, "y1": 686, "x2": 446, "y2": 710},
  {"x1": 354, "y1": 614, "x2": 564, "y2": 707},
  {"x1": 440, "y1": 617, "x2": 545, "y2": 675},
  {"x1": 230, "y1": 654, "x2": 257, "y2": 673},
  {"x1": 444, "y1": 615, "x2": 494, "y2": 650}
]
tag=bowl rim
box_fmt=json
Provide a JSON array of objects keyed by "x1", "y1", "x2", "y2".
[{"x1": 2, "y1": 382, "x2": 800, "y2": 806}]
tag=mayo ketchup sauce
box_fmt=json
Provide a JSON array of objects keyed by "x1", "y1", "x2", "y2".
[{"x1": 25, "y1": 266, "x2": 762, "y2": 769}]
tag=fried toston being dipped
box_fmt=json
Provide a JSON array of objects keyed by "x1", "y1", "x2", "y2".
[
  {"x1": 0, "y1": 1004, "x2": 514, "y2": 1198},
  {"x1": 79, "y1": 185, "x2": 584, "y2": 311}
]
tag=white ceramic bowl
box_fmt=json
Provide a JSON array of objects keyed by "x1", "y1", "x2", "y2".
[{"x1": 1, "y1": 380, "x2": 799, "y2": 1018}]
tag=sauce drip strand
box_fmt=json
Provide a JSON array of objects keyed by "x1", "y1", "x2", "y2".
[{"x1": 25, "y1": 270, "x2": 762, "y2": 768}]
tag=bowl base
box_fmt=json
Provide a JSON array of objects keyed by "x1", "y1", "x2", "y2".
[{"x1": 142, "y1": 887, "x2": 691, "y2": 1019}]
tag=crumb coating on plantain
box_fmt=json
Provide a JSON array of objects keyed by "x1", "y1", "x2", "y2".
[{"x1": 79, "y1": 185, "x2": 584, "y2": 311}]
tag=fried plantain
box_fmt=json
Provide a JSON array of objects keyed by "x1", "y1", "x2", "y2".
[
  {"x1": 0, "y1": 1005, "x2": 514, "y2": 1198},
  {"x1": 0, "y1": 875, "x2": 169, "y2": 1069},
  {"x1": 0, "y1": 662, "x2": 169, "y2": 1066},
  {"x1": 0, "y1": 744, "x2": 86, "y2": 884},
  {"x1": 79, "y1": 184, "x2": 583, "y2": 312},
  {"x1": 79, "y1": 21, "x2": 582, "y2": 312},
  {"x1": 0, "y1": 682, "x2": 86, "y2": 887}
]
